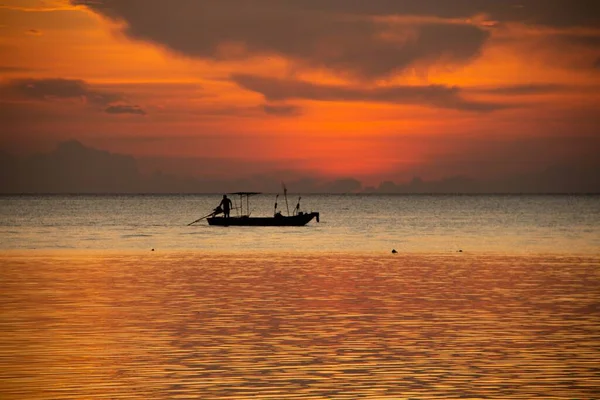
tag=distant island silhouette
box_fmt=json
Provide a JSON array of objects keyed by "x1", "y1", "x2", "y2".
[{"x1": 1, "y1": 140, "x2": 598, "y2": 194}]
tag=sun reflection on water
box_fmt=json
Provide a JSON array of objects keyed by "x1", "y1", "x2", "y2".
[{"x1": 0, "y1": 252, "x2": 599, "y2": 398}]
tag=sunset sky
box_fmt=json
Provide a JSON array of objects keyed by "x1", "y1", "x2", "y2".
[{"x1": 1, "y1": 0, "x2": 599, "y2": 188}]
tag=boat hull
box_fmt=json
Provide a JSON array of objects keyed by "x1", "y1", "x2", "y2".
[{"x1": 207, "y1": 212, "x2": 319, "y2": 227}]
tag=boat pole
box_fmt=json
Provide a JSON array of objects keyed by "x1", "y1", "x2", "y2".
[
  {"x1": 187, "y1": 209, "x2": 218, "y2": 226},
  {"x1": 283, "y1": 182, "x2": 290, "y2": 216}
]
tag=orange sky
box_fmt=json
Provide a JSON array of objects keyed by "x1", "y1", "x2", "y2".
[{"x1": 1, "y1": 0, "x2": 599, "y2": 186}]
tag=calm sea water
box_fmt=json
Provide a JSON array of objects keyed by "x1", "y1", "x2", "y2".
[
  {"x1": 1, "y1": 252, "x2": 599, "y2": 399},
  {"x1": 1, "y1": 195, "x2": 600, "y2": 398},
  {"x1": 0, "y1": 194, "x2": 599, "y2": 254}
]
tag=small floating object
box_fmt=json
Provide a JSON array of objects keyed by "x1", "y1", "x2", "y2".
[
  {"x1": 151, "y1": 248, "x2": 155, "y2": 251},
  {"x1": 457, "y1": 249, "x2": 462, "y2": 252},
  {"x1": 391, "y1": 249, "x2": 398, "y2": 254}
]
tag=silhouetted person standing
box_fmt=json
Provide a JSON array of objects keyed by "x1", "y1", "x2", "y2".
[{"x1": 219, "y1": 194, "x2": 232, "y2": 218}]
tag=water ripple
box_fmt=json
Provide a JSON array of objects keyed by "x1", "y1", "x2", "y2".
[{"x1": 0, "y1": 252, "x2": 598, "y2": 399}]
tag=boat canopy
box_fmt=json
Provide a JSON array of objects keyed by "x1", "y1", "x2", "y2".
[
  {"x1": 227, "y1": 192, "x2": 261, "y2": 217},
  {"x1": 228, "y1": 192, "x2": 261, "y2": 196}
]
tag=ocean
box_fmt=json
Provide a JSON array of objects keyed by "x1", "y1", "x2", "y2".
[
  {"x1": 1, "y1": 194, "x2": 599, "y2": 399},
  {"x1": 1, "y1": 194, "x2": 599, "y2": 254}
]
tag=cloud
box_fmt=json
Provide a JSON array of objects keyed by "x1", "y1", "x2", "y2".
[
  {"x1": 471, "y1": 83, "x2": 571, "y2": 95},
  {"x1": 297, "y1": 1, "x2": 598, "y2": 28},
  {"x1": 559, "y1": 32, "x2": 600, "y2": 48},
  {"x1": 105, "y1": 104, "x2": 146, "y2": 115},
  {"x1": 1, "y1": 140, "x2": 143, "y2": 193},
  {"x1": 233, "y1": 74, "x2": 508, "y2": 112},
  {"x1": 0, "y1": 140, "x2": 362, "y2": 193},
  {"x1": 262, "y1": 103, "x2": 301, "y2": 116},
  {"x1": 73, "y1": 0, "x2": 493, "y2": 79},
  {"x1": 492, "y1": 24, "x2": 600, "y2": 73},
  {"x1": 0, "y1": 77, "x2": 148, "y2": 115},
  {"x1": 321, "y1": 178, "x2": 362, "y2": 193},
  {"x1": 72, "y1": 1, "x2": 599, "y2": 31},
  {"x1": 369, "y1": 164, "x2": 600, "y2": 194},
  {"x1": 382, "y1": 133, "x2": 600, "y2": 185},
  {"x1": 3, "y1": 140, "x2": 598, "y2": 194},
  {"x1": 0, "y1": 65, "x2": 32, "y2": 73},
  {"x1": 0, "y1": 77, "x2": 122, "y2": 105},
  {"x1": 371, "y1": 175, "x2": 481, "y2": 193},
  {"x1": 0, "y1": 4, "x2": 80, "y2": 12}
]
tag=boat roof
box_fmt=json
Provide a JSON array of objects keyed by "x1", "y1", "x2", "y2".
[{"x1": 229, "y1": 192, "x2": 261, "y2": 196}]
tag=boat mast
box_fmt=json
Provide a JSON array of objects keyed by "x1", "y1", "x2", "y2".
[{"x1": 283, "y1": 182, "x2": 290, "y2": 216}]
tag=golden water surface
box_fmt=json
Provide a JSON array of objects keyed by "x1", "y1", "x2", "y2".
[{"x1": 1, "y1": 251, "x2": 599, "y2": 399}]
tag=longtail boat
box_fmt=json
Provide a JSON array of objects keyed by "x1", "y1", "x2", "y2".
[{"x1": 188, "y1": 190, "x2": 319, "y2": 227}]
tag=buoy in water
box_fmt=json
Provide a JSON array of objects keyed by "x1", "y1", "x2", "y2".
[{"x1": 392, "y1": 249, "x2": 398, "y2": 254}]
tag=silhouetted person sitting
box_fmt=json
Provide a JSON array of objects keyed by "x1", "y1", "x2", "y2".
[{"x1": 219, "y1": 194, "x2": 232, "y2": 218}]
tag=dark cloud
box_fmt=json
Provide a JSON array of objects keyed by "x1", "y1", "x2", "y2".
[
  {"x1": 370, "y1": 176, "x2": 481, "y2": 194},
  {"x1": 0, "y1": 78, "x2": 122, "y2": 105},
  {"x1": 298, "y1": 0, "x2": 598, "y2": 28},
  {"x1": 73, "y1": 1, "x2": 599, "y2": 29},
  {"x1": 0, "y1": 140, "x2": 362, "y2": 193},
  {"x1": 322, "y1": 178, "x2": 363, "y2": 193},
  {"x1": 233, "y1": 74, "x2": 508, "y2": 112},
  {"x1": 1, "y1": 140, "x2": 142, "y2": 193},
  {"x1": 472, "y1": 83, "x2": 571, "y2": 95},
  {"x1": 381, "y1": 133, "x2": 600, "y2": 185},
  {"x1": 73, "y1": 0, "x2": 493, "y2": 79},
  {"x1": 0, "y1": 100, "x2": 64, "y2": 127},
  {"x1": 3, "y1": 140, "x2": 598, "y2": 193},
  {"x1": 262, "y1": 103, "x2": 301, "y2": 116},
  {"x1": 105, "y1": 104, "x2": 146, "y2": 115},
  {"x1": 559, "y1": 32, "x2": 600, "y2": 48},
  {"x1": 368, "y1": 164, "x2": 600, "y2": 194},
  {"x1": 0, "y1": 78, "x2": 149, "y2": 116},
  {"x1": 0, "y1": 66, "x2": 32, "y2": 73}
]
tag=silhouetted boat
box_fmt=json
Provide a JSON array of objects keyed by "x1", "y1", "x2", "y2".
[
  {"x1": 207, "y1": 211, "x2": 320, "y2": 226},
  {"x1": 189, "y1": 190, "x2": 320, "y2": 227}
]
